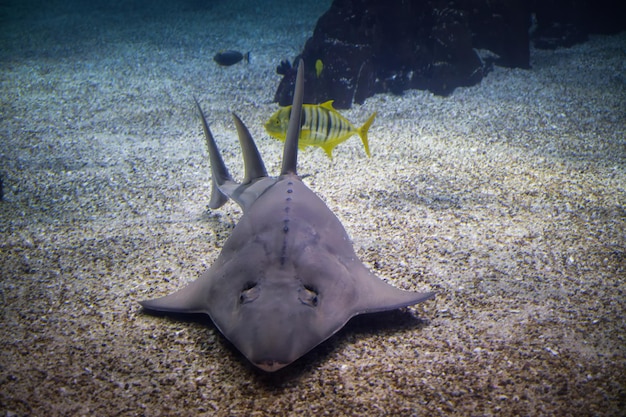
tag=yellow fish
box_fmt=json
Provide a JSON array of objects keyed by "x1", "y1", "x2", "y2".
[
  {"x1": 264, "y1": 100, "x2": 376, "y2": 159},
  {"x1": 315, "y1": 59, "x2": 324, "y2": 77}
]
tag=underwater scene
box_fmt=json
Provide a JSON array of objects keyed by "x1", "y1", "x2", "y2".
[{"x1": 1, "y1": 0, "x2": 625, "y2": 415}]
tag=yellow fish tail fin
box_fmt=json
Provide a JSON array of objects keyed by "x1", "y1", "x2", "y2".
[{"x1": 357, "y1": 112, "x2": 377, "y2": 157}]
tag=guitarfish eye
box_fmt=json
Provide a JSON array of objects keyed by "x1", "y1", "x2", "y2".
[
  {"x1": 240, "y1": 282, "x2": 260, "y2": 304},
  {"x1": 298, "y1": 285, "x2": 319, "y2": 307}
]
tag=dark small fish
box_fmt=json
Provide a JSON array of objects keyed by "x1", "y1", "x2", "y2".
[
  {"x1": 276, "y1": 59, "x2": 293, "y2": 75},
  {"x1": 213, "y1": 50, "x2": 249, "y2": 66}
]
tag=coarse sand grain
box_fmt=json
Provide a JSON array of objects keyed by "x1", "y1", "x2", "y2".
[{"x1": 1, "y1": 1, "x2": 624, "y2": 416}]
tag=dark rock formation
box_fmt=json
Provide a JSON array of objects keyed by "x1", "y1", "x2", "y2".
[
  {"x1": 463, "y1": 0, "x2": 530, "y2": 69},
  {"x1": 531, "y1": 0, "x2": 626, "y2": 49},
  {"x1": 275, "y1": 0, "x2": 529, "y2": 108},
  {"x1": 274, "y1": 0, "x2": 626, "y2": 108}
]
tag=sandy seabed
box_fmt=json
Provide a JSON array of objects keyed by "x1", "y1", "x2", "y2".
[{"x1": 1, "y1": 1, "x2": 625, "y2": 416}]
